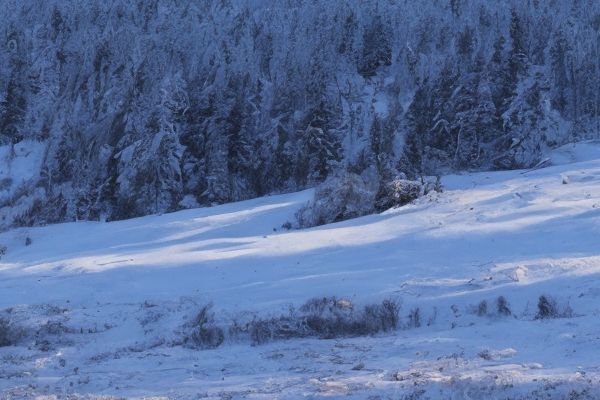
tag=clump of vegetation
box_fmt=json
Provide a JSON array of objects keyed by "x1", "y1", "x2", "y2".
[
  {"x1": 246, "y1": 297, "x2": 401, "y2": 345},
  {"x1": 296, "y1": 169, "x2": 430, "y2": 228},
  {"x1": 185, "y1": 304, "x2": 224, "y2": 349},
  {"x1": 374, "y1": 178, "x2": 424, "y2": 212},
  {"x1": 0, "y1": 318, "x2": 24, "y2": 347},
  {"x1": 478, "y1": 300, "x2": 488, "y2": 316},
  {"x1": 407, "y1": 307, "x2": 421, "y2": 328},
  {"x1": 496, "y1": 296, "x2": 511, "y2": 316},
  {"x1": 472, "y1": 300, "x2": 488, "y2": 316},
  {"x1": 535, "y1": 295, "x2": 573, "y2": 320},
  {"x1": 181, "y1": 298, "x2": 402, "y2": 349},
  {"x1": 296, "y1": 172, "x2": 377, "y2": 227},
  {"x1": 478, "y1": 349, "x2": 493, "y2": 361}
]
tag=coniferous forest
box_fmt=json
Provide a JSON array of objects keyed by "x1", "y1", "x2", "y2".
[{"x1": 0, "y1": 0, "x2": 599, "y2": 228}]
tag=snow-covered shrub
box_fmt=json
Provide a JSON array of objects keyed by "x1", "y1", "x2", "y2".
[
  {"x1": 474, "y1": 300, "x2": 488, "y2": 316},
  {"x1": 302, "y1": 297, "x2": 401, "y2": 339},
  {"x1": 301, "y1": 297, "x2": 359, "y2": 338},
  {"x1": 535, "y1": 295, "x2": 558, "y2": 319},
  {"x1": 246, "y1": 297, "x2": 401, "y2": 344},
  {"x1": 496, "y1": 296, "x2": 511, "y2": 316},
  {"x1": 535, "y1": 295, "x2": 573, "y2": 320},
  {"x1": 362, "y1": 299, "x2": 401, "y2": 333},
  {"x1": 248, "y1": 314, "x2": 307, "y2": 346},
  {"x1": 0, "y1": 318, "x2": 24, "y2": 347},
  {"x1": 375, "y1": 178, "x2": 424, "y2": 212},
  {"x1": 478, "y1": 349, "x2": 493, "y2": 361},
  {"x1": 185, "y1": 304, "x2": 224, "y2": 349},
  {"x1": 296, "y1": 172, "x2": 376, "y2": 227},
  {"x1": 39, "y1": 320, "x2": 73, "y2": 336},
  {"x1": 464, "y1": 300, "x2": 488, "y2": 316}
]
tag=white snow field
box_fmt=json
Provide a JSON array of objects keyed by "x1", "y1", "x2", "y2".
[{"x1": 1, "y1": 142, "x2": 600, "y2": 399}]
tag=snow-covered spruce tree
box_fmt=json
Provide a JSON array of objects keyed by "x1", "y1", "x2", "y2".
[
  {"x1": 358, "y1": 15, "x2": 392, "y2": 78},
  {"x1": 296, "y1": 101, "x2": 343, "y2": 187},
  {"x1": 400, "y1": 79, "x2": 434, "y2": 177},
  {"x1": 495, "y1": 70, "x2": 561, "y2": 169}
]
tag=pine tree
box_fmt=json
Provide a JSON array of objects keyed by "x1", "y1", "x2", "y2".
[
  {"x1": 549, "y1": 30, "x2": 570, "y2": 115},
  {"x1": 370, "y1": 116, "x2": 397, "y2": 181},
  {"x1": 225, "y1": 81, "x2": 254, "y2": 201},
  {"x1": 497, "y1": 71, "x2": 558, "y2": 169},
  {"x1": 401, "y1": 79, "x2": 432, "y2": 175},
  {"x1": 451, "y1": 74, "x2": 480, "y2": 168},
  {"x1": 509, "y1": 9, "x2": 528, "y2": 82},
  {"x1": 358, "y1": 16, "x2": 392, "y2": 78},
  {"x1": 0, "y1": 74, "x2": 27, "y2": 144},
  {"x1": 298, "y1": 101, "x2": 342, "y2": 185}
]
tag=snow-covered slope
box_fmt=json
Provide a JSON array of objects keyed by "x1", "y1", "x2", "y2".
[{"x1": 1, "y1": 143, "x2": 600, "y2": 399}]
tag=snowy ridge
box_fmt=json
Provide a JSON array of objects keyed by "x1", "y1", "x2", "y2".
[{"x1": 0, "y1": 143, "x2": 600, "y2": 398}]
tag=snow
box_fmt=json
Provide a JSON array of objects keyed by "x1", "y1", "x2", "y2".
[{"x1": 1, "y1": 143, "x2": 600, "y2": 398}]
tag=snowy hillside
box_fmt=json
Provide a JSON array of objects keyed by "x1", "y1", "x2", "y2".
[
  {"x1": 1, "y1": 0, "x2": 600, "y2": 229},
  {"x1": 0, "y1": 142, "x2": 598, "y2": 398}
]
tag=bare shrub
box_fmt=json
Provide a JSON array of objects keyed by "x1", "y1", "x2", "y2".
[
  {"x1": 249, "y1": 314, "x2": 309, "y2": 345},
  {"x1": 0, "y1": 318, "x2": 24, "y2": 347},
  {"x1": 476, "y1": 300, "x2": 488, "y2": 316},
  {"x1": 301, "y1": 297, "x2": 358, "y2": 338},
  {"x1": 407, "y1": 308, "x2": 421, "y2": 328},
  {"x1": 185, "y1": 304, "x2": 224, "y2": 349},
  {"x1": 478, "y1": 349, "x2": 492, "y2": 361},
  {"x1": 536, "y1": 295, "x2": 558, "y2": 319},
  {"x1": 535, "y1": 295, "x2": 573, "y2": 320},
  {"x1": 247, "y1": 297, "x2": 401, "y2": 345},
  {"x1": 496, "y1": 296, "x2": 511, "y2": 316},
  {"x1": 39, "y1": 320, "x2": 74, "y2": 335},
  {"x1": 363, "y1": 299, "x2": 401, "y2": 333}
]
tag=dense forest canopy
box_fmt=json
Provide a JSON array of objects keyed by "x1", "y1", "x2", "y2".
[{"x1": 0, "y1": 0, "x2": 599, "y2": 228}]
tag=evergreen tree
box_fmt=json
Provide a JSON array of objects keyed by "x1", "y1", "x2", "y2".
[
  {"x1": 0, "y1": 74, "x2": 27, "y2": 144},
  {"x1": 549, "y1": 30, "x2": 570, "y2": 114},
  {"x1": 358, "y1": 16, "x2": 392, "y2": 78},
  {"x1": 401, "y1": 79, "x2": 432, "y2": 175},
  {"x1": 298, "y1": 101, "x2": 342, "y2": 185},
  {"x1": 509, "y1": 9, "x2": 528, "y2": 82}
]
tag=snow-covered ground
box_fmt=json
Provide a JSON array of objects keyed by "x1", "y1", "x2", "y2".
[{"x1": 1, "y1": 142, "x2": 600, "y2": 399}]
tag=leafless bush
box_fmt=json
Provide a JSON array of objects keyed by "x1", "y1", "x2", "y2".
[
  {"x1": 363, "y1": 299, "x2": 401, "y2": 333},
  {"x1": 39, "y1": 320, "x2": 74, "y2": 335},
  {"x1": 496, "y1": 296, "x2": 511, "y2": 316},
  {"x1": 247, "y1": 297, "x2": 401, "y2": 345},
  {"x1": 478, "y1": 349, "x2": 492, "y2": 360},
  {"x1": 535, "y1": 295, "x2": 573, "y2": 320},
  {"x1": 0, "y1": 318, "x2": 25, "y2": 347},
  {"x1": 185, "y1": 304, "x2": 224, "y2": 349},
  {"x1": 407, "y1": 307, "x2": 421, "y2": 328},
  {"x1": 476, "y1": 300, "x2": 488, "y2": 316}
]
